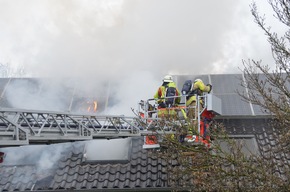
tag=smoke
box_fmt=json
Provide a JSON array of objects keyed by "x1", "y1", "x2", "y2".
[
  {"x1": 0, "y1": 139, "x2": 131, "y2": 182},
  {"x1": 0, "y1": 0, "x2": 277, "y2": 75},
  {"x1": 1, "y1": 143, "x2": 69, "y2": 170},
  {"x1": 4, "y1": 78, "x2": 72, "y2": 111},
  {"x1": 0, "y1": 142, "x2": 88, "y2": 185},
  {"x1": 104, "y1": 70, "x2": 160, "y2": 116},
  {"x1": 0, "y1": 0, "x2": 281, "y2": 115}
]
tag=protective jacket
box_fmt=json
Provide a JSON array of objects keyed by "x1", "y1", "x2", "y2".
[
  {"x1": 186, "y1": 81, "x2": 211, "y2": 106},
  {"x1": 193, "y1": 80, "x2": 211, "y2": 92},
  {"x1": 154, "y1": 82, "x2": 181, "y2": 108}
]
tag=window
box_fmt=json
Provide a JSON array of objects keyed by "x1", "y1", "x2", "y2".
[
  {"x1": 83, "y1": 137, "x2": 132, "y2": 164},
  {"x1": 218, "y1": 135, "x2": 259, "y2": 156}
]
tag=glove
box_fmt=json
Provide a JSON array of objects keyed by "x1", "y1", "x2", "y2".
[{"x1": 207, "y1": 84, "x2": 212, "y2": 93}]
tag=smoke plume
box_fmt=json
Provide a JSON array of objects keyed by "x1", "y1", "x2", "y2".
[{"x1": 0, "y1": 0, "x2": 281, "y2": 115}]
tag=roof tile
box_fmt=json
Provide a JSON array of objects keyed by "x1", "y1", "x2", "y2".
[{"x1": 0, "y1": 118, "x2": 289, "y2": 191}]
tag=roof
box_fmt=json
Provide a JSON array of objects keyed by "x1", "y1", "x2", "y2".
[
  {"x1": 0, "y1": 137, "x2": 172, "y2": 191},
  {"x1": 175, "y1": 74, "x2": 270, "y2": 116},
  {"x1": 0, "y1": 75, "x2": 276, "y2": 117},
  {"x1": 1, "y1": 118, "x2": 289, "y2": 191},
  {"x1": 0, "y1": 74, "x2": 289, "y2": 191}
]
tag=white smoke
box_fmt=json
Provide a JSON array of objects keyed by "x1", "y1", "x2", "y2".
[
  {"x1": 1, "y1": 143, "x2": 68, "y2": 170},
  {"x1": 0, "y1": 0, "x2": 283, "y2": 115},
  {"x1": 0, "y1": 0, "x2": 278, "y2": 76},
  {"x1": 0, "y1": 142, "x2": 86, "y2": 185}
]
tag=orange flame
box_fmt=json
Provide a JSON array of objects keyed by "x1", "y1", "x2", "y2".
[
  {"x1": 93, "y1": 101, "x2": 97, "y2": 111},
  {"x1": 87, "y1": 100, "x2": 98, "y2": 112}
]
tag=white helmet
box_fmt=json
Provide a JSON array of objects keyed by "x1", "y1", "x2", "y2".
[
  {"x1": 163, "y1": 75, "x2": 173, "y2": 82},
  {"x1": 194, "y1": 78, "x2": 203, "y2": 83}
]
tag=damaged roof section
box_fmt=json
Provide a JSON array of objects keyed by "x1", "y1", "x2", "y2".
[{"x1": 0, "y1": 78, "x2": 111, "y2": 114}]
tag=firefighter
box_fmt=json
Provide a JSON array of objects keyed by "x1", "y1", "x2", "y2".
[
  {"x1": 184, "y1": 78, "x2": 212, "y2": 119},
  {"x1": 154, "y1": 75, "x2": 181, "y2": 117},
  {"x1": 187, "y1": 79, "x2": 212, "y2": 105},
  {"x1": 154, "y1": 75, "x2": 181, "y2": 108},
  {"x1": 182, "y1": 79, "x2": 212, "y2": 142}
]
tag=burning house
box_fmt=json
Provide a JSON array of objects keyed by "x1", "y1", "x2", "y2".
[{"x1": 0, "y1": 74, "x2": 289, "y2": 191}]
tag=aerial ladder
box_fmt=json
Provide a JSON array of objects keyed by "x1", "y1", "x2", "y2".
[
  {"x1": 0, "y1": 94, "x2": 221, "y2": 147},
  {"x1": 0, "y1": 108, "x2": 178, "y2": 147}
]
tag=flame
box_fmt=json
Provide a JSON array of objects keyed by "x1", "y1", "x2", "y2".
[
  {"x1": 93, "y1": 101, "x2": 97, "y2": 111},
  {"x1": 87, "y1": 100, "x2": 98, "y2": 112}
]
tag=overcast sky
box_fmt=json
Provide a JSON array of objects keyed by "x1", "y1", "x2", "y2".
[{"x1": 0, "y1": 0, "x2": 284, "y2": 115}]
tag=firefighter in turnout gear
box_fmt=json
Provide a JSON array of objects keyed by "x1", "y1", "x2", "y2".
[
  {"x1": 154, "y1": 75, "x2": 181, "y2": 117},
  {"x1": 187, "y1": 79, "x2": 211, "y2": 104},
  {"x1": 147, "y1": 75, "x2": 181, "y2": 145},
  {"x1": 181, "y1": 78, "x2": 212, "y2": 142},
  {"x1": 182, "y1": 78, "x2": 212, "y2": 118}
]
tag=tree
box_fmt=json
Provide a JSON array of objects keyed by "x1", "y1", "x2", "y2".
[
  {"x1": 155, "y1": 117, "x2": 289, "y2": 191},
  {"x1": 240, "y1": 0, "x2": 290, "y2": 143},
  {"x1": 236, "y1": 1, "x2": 290, "y2": 190},
  {"x1": 146, "y1": 1, "x2": 290, "y2": 191},
  {"x1": 233, "y1": 0, "x2": 290, "y2": 190}
]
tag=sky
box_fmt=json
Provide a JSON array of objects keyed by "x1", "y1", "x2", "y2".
[{"x1": 0, "y1": 0, "x2": 285, "y2": 115}]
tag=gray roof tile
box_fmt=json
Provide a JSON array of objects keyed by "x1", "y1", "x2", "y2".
[
  {"x1": 0, "y1": 118, "x2": 289, "y2": 191},
  {"x1": 39, "y1": 137, "x2": 169, "y2": 191}
]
